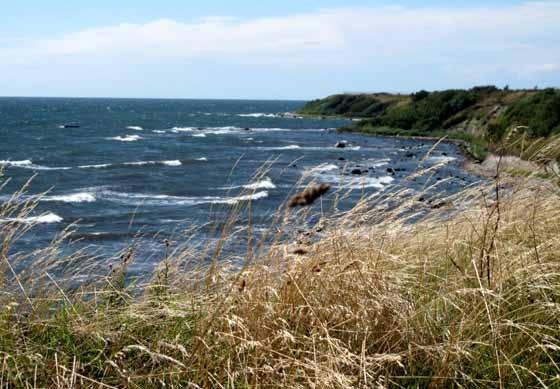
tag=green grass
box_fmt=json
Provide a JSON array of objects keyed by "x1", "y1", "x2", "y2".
[
  {"x1": 299, "y1": 87, "x2": 560, "y2": 164},
  {"x1": 2, "y1": 169, "x2": 560, "y2": 387}
]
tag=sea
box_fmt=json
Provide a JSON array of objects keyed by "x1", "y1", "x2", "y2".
[{"x1": 0, "y1": 98, "x2": 480, "y2": 276}]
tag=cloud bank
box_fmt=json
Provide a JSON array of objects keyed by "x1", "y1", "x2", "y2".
[{"x1": 1, "y1": 2, "x2": 559, "y2": 97}]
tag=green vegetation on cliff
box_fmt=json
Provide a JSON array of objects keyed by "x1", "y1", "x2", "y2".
[{"x1": 299, "y1": 87, "x2": 560, "y2": 162}]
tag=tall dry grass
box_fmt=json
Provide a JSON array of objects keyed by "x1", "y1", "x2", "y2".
[{"x1": 1, "y1": 164, "x2": 560, "y2": 388}]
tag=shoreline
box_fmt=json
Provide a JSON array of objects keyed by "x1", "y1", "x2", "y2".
[
  {"x1": 337, "y1": 128, "x2": 497, "y2": 178},
  {"x1": 336, "y1": 128, "x2": 552, "y2": 181}
]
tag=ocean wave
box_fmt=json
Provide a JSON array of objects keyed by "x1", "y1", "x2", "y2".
[
  {"x1": 153, "y1": 130, "x2": 166, "y2": 134},
  {"x1": 0, "y1": 160, "x2": 71, "y2": 171},
  {"x1": 95, "y1": 190, "x2": 268, "y2": 206},
  {"x1": 171, "y1": 127, "x2": 196, "y2": 133},
  {"x1": 313, "y1": 172, "x2": 394, "y2": 190},
  {"x1": 78, "y1": 163, "x2": 112, "y2": 169},
  {"x1": 428, "y1": 156, "x2": 457, "y2": 163},
  {"x1": 273, "y1": 145, "x2": 301, "y2": 150},
  {"x1": 0, "y1": 212, "x2": 63, "y2": 224},
  {"x1": 237, "y1": 113, "x2": 278, "y2": 118},
  {"x1": 237, "y1": 112, "x2": 303, "y2": 119},
  {"x1": 169, "y1": 126, "x2": 290, "y2": 135},
  {"x1": 192, "y1": 133, "x2": 207, "y2": 138},
  {"x1": 79, "y1": 160, "x2": 183, "y2": 169},
  {"x1": 126, "y1": 126, "x2": 143, "y2": 131},
  {"x1": 369, "y1": 158, "x2": 391, "y2": 168},
  {"x1": 42, "y1": 192, "x2": 96, "y2": 203},
  {"x1": 197, "y1": 157, "x2": 208, "y2": 162},
  {"x1": 309, "y1": 163, "x2": 339, "y2": 173},
  {"x1": 109, "y1": 135, "x2": 143, "y2": 142},
  {"x1": 259, "y1": 145, "x2": 360, "y2": 151},
  {"x1": 221, "y1": 177, "x2": 276, "y2": 190},
  {"x1": 123, "y1": 160, "x2": 182, "y2": 167},
  {"x1": 0, "y1": 159, "x2": 32, "y2": 167}
]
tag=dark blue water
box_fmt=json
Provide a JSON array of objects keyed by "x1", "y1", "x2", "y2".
[{"x1": 0, "y1": 98, "x2": 479, "y2": 274}]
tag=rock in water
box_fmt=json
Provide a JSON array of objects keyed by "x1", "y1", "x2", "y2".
[
  {"x1": 335, "y1": 141, "x2": 347, "y2": 148},
  {"x1": 351, "y1": 168, "x2": 362, "y2": 175},
  {"x1": 288, "y1": 183, "x2": 331, "y2": 208}
]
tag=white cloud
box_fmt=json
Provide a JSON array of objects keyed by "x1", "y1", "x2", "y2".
[
  {"x1": 0, "y1": 1, "x2": 559, "y2": 96},
  {"x1": 2, "y1": 2, "x2": 559, "y2": 64}
]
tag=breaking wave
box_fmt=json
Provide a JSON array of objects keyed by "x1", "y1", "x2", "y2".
[
  {"x1": 94, "y1": 189, "x2": 268, "y2": 207},
  {"x1": 0, "y1": 160, "x2": 71, "y2": 171},
  {"x1": 109, "y1": 135, "x2": 143, "y2": 142},
  {"x1": 221, "y1": 177, "x2": 276, "y2": 190},
  {"x1": 0, "y1": 212, "x2": 63, "y2": 224},
  {"x1": 42, "y1": 192, "x2": 96, "y2": 203}
]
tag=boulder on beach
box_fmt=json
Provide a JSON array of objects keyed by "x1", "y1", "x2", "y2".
[{"x1": 289, "y1": 183, "x2": 331, "y2": 208}]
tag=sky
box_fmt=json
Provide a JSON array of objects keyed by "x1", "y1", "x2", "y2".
[{"x1": 0, "y1": 0, "x2": 558, "y2": 99}]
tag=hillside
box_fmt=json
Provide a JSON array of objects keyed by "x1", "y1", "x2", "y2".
[{"x1": 299, "y1": 87, "x2": 560, "y2": 162}]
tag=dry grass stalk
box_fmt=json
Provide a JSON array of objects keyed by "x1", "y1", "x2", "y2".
[{"x1": 0, "y1": 164, "x2": 559, "y2": 387}]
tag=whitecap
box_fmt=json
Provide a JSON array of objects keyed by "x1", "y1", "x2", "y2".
[
  {"x1": 314, "y1": 172, "x2": 394, "y2": 190},
  {"x1": 109, "y1": 135, "x2": 142, "y2": 142},
  {"x1": 309, "y1": 163, "x2": 339, "y2": 173},
  {"x1": 244, "y1": 178, "x2": 276, "y2": 190},
  {"x1": 428, "y1": 156, "x2": 457, "y2": 163},
  {"x1": 192, "y1": 133, "x2": 207, "y2": 138},
  {"x1": 153, "y1": 130, "x2": 166, "y2": 134},
  {"x1": 238, "y1": 113, "x2": 278, "y2": 118},
  {"x1": 80, "y1": 160, "x2": 182, "y2": 169},
  {"x1": 222, "y1": 177, "x2": 276, "y2": 190},
  {"x1": 262, "y1": 145, "x2": 301, "y2": 150},
  {"x1": 197, "y1": 157, "x2": 208, "y2": 162},
  {"x1": 78, "y1": 163, "x2": 112, "y2": 169},
  {"x1": 171, "y1": 127, "x2": 195, "y2": 133},
  {"x1": 126, "y1": 126, "x2": 143, "y2": 131},
  {"x1": 0, "y1": 160, "x2": 71, "y2": 171},
  {"x1": 162, "y1": 160, "x2": 182, "y2": 166},
  {"x1": 123, "y1": 160, "x2": 182, "y2": 167},
  {"x1": 96, "y1": 190, "x2": 268, "y2": 207},
  {"x1": 42, "y1": 192, "x2": 96, "y2": 203},
  {"x1": 369, "y1": 159, "x2": 391, "y2": 168},
  {"x1": 0, "y1": 160, "x2": 32, "y2": 167},
  {"x1": 1, "y1": 212, "x2": 63, "y2": 224}
]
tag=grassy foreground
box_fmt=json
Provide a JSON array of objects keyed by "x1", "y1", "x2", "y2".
[{"x1": 1, "y1": 171, "x2": 560, "y2": 387}]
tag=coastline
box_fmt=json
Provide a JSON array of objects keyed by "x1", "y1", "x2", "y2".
[{"x1": 334, "y1": 126, "x2": 497, "y2": 178}]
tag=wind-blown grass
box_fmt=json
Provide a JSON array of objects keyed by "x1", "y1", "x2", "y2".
[{"x1": 1, "y1": 165, "x2": 560, "y2": 387}]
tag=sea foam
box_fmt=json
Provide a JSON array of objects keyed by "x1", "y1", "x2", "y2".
[
  {"x1": 1, "y1": 212, "x2": 63, "y2": 224},
  {"x1": 222, "y1": 177, "x2": 276, "y2": 190},
  {"x1": 96, "y1": 189, "x2": 268, "y2": 207},
  {"x1": 109, "y1": 135, "x2": 143, "y2": 142},
  {"x1": 42, "y1": 192, "x2": 96, "y2": 203},
  {"x1": 0, "y1": 160, "x2": 71, "y2": 171}
]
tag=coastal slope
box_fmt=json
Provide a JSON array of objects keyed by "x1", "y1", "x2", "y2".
[{"x1": 299, "y1": 86, "x2": 560, "y2": 163}]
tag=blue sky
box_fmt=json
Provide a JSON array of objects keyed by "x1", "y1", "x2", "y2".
[{"x1": 0, "y1": 1, "x2": 558, "y2": 99}]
